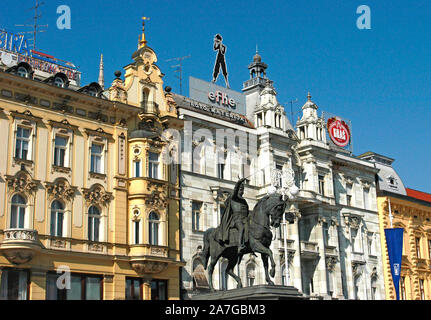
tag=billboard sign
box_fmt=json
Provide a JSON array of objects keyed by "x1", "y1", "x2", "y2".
[
  {"x1": 189, "y1": 76, "x2": 246, "y2": 115},
  {"x1": 0, "y1": 29, "x2": 80, "y2": 84}
]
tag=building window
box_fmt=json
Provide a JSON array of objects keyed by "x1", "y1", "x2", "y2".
[
  {"x1": 148, "y1": 212, "x2": 159, "y2": 245},
  {"x1": 15, "y1": 126, "x2": 31, "y2": 160},
  {"x1": 134, "y1": 160, "x2": 142, "y2": 178},
  {"x1": 192, "y1": 201, "x2": 203, "y2": 232},
  {"x1": 416, "y1": 237, "x2": 421, "y2": 258},
  {"x1": 428, "y1": 239, "x2": 431, "y2": 260},
  {"x1": 50, "y1": 200, "x2": 64, "y2": 237},
  {"x1": 368, "y1": 234, "x2": 374, "y2": 256},
  {"x1": 90, "y1": 143, "x2": 103, "y2": 173},
  {"x1": 400, "y1": 276, "x2": 406, "y2": 300},
  {"x1": 351, "y1": 228, "x2": 360, "y2": 252},
  {"x1": 17, "y1": 66, "x2": 29, "y2": 78},
  {"x1": 318, "y1": 175, "x2": 325, "y2": 196},
  {"x1": 276, "y1": 164, "x2": 283, "y2": 187},
  {"x1": 419, "y1": 279, "x2": 425, "y2": 300},
  {"x1": 246, "y1": 263, "x2": 256, "y2": 287},
  {"x1": 126, "y1": 278, "x2": 142, "y2": 300},
  {"x1": 46, "y1": 273, "x2": 102, "y2": 300},
  {"x1": 88, "y1": 206, "x2": 101, "y2": 242},
  {"x1": 133, "y1": 220, "x2": 141, "y2": 244},
  {"x1": 323, "y1": 222, "x2": 330, "y2": 246},
  {"x1": 54, "y1": 136, "x2": 68, "y2": 167},
  {"x1": 346, "y1": 183, "x2": 353, "y2": 206},
  {"x1": 151, "y1": 279, "x2": 167, "y2": 300},
  {"x1": 363, "y1": 188, "x2": 370, "y2": 210},
  {"x1": 10, "y1": 194, "x2": 27, "y2": 229},
  {"x1": 148, "y1": 152, "x2": 159, "y2": 179},
  {"x1": 217, "y1": 163, "x2": 225, "y2": 180},
  {"x1": 0, "y1": 269, "x2": 29, "y2": 300}
]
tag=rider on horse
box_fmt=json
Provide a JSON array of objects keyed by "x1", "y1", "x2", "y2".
[{"x1": 214, "y1": 178, "x2": 249, "y2": 253}]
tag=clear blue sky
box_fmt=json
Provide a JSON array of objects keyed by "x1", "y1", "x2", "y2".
[{"x1": 2, "y1": 0, "x2": 430, "y2": 192}]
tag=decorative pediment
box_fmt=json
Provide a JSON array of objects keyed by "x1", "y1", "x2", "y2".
[
  {"x1": 82, "y1": 184, "x2": 112, "y2": 207},
  {"x1": 45, "y1": 178, "x2": 77, "y2": 202},
  {"x1": 5, "y1": 170, "x2": 39, "y2": 196},
  {"x1": 144, "y1": 190, "x2": 167, "y2": 208}
]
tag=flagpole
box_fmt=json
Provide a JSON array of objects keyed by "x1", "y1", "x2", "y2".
[{"x1": 388, "y1": 197, "x2": 393, "y2": 228}]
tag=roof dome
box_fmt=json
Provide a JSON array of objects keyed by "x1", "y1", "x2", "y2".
[{"x1": 253, "y1": 52, "x2": 262, "y2": 62}]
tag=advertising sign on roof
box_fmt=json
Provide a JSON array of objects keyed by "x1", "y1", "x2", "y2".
[
  {"x1": 189, "y1": 76, "x2": 246, "y2": 115},
  {"x1": 327, "y1": 117, "x2": 351, "y2": 147}
]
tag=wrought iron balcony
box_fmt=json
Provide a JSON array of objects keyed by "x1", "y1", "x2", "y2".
[{"x1": 0, "y1": 229, "x2": 42, "y2": 264}]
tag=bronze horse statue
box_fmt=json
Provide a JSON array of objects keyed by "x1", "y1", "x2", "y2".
[{"x1": 200, "y1": 193, "x2": 295, "y2": 291}]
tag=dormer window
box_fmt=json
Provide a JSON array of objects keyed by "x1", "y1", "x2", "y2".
[
  {"x1": 54, "y1": 77, "x2": 65, "y2": 88},
  {"x1": 88, "y1": 88, "x2": 97, "y2": 97},
  {"x1": 17, "y1": 66, "x2": 29, "y2": 78}
]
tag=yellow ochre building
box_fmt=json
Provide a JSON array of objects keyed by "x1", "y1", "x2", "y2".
[
  {"x1": 0, "y1": 19, "x2": 184, "y2": 300},
  {"x1": 360, "y1": 152, "x2": 431, "y2": 300}
]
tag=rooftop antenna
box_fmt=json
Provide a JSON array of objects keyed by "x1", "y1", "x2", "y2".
[
  {"x1": 286, "y1": 98, "x2": 298, "y2": 128},
  {"x1": 166, "y1": 55, "x2": 191, "y2": 95},
  {"x1": 15, "y1": 0, "x2": 48, "y2": 50}
]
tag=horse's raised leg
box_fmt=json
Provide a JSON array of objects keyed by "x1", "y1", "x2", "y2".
[
  {"x1": 251, "y1": 240, "x2": 277, "y2": 279},
  {"x1": 226, "y1": 255, "x2": 243, "y2": 289},
  {"x1": 261, "y1": 253, "x2": 275, "y2": 286}
]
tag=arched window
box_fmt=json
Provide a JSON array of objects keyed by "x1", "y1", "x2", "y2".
[
  {"x1": 17, "y1": 66, "x2": 29, "y2": 78},
  {"x1": 133, "y1": 219, "x2": 141, "y2": 244},
  {"x1": 88, "y1": 206, "x2": 101, "y2": 242},
  {"x1": 50, "y1": 200, "x2": 64, "y2": 237},
  {"x1": 88, "y1": 87, "x2": 97, "y2": 97},
  {"x1": 246, "y1": 263, "x2": 256, "y2": 287},
  {"x1": 10, "y1": 194, "x2": 26, "y2": 229},
  {"x1": 148, "y1": 212, "x2": 159, "y2": 245}
]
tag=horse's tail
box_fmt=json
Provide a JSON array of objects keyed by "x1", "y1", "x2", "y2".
[{"x1": 201, "y1": 228, "x2": 215, "y2": 269}]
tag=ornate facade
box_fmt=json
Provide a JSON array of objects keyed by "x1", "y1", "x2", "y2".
[
  {"x1": 0, "y1": 19, "x2": 182, "y2": 300},
  {"x1": 179, "y1": 52, "x2": 385, "y2": 300}
]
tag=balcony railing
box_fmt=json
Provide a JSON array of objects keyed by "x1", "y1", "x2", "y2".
[
  {"x1": 140, "y1": 101, "x2": 160, "y2": 115},
  {"x1": 0, "y1": 228, "x2": 41, "y2": 264},
  {"x1": 3, "y1": 228, "x2": 38, "y2": 242},
  {"x1": 300, "y1": 241, "x2": 319, "y2": 259}
]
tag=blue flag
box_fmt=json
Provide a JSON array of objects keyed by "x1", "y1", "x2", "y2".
[{"x1": 384, "y1": 228, "x2": 404, "y2": 300}]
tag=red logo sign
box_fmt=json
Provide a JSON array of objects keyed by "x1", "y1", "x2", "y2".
[{"x1": 327, "y1": 117, "x2": 350, "y2": 147}]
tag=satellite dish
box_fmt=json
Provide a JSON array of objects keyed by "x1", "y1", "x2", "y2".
[{"x1": 1, "y1": 52, "x2": 15, "y2": 67}]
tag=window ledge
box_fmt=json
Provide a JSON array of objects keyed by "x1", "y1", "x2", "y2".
[
  {"x1": 14, "y1": 157, "x2": 33, "y2": 166},
  {"x1": 52, "y1": 165, "x2": 71, "y2": 174},
  {"x1": 89, "y1": 172, "x2": 106, "y2": 180}
]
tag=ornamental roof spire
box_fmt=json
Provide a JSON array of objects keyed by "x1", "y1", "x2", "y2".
[
  {"x1": 138, "y1": 16, "x2": 150, "y2": 49},
  {"x1": 98, "y1": 53, "x2": 104, "y2": 90}
]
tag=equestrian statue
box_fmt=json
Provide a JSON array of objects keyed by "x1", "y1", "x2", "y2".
[{"x1": 200, "y1": 178, "x2": 295, "y2": 291}]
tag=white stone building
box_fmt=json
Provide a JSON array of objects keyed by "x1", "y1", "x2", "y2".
[{"x1": 177, "y1": 52, "x2": 385, "y2": 300}]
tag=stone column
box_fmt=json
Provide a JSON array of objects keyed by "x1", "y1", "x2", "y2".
[
  {"x1": 143, "y1": 277, "x2": 152, "y2": 300},
  {"x1": 29, "y1": 269, "x2": 47, "y2": 300},
  {"x1": 291, "y1": 207, "x2": 302, "y2": 291},
  {"x1": 315, "y1": 215, "x2": 328, "y2": 297}
]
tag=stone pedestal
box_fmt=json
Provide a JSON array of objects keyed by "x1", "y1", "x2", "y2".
[{"x1": 191, "y1": 285, "x2": 308, "y2": 300}]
